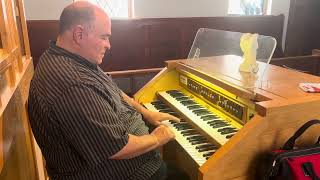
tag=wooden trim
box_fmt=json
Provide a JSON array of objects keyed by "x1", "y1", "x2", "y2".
[
  {"x1": 16, "y1": 0, "x2": 31, "y2": 59},
  {"x1": 263, "y1": 0, "x2": 270, "y2": 15},
  {"x1": 106, "y1": 67, "x2": 163, "y2": 77},
  {"x1": 128, "y1": 0, "x2": 134, "y2": 18},
  {"x1": 0, "y1": 52, "x2": 10, "y2": 72}
]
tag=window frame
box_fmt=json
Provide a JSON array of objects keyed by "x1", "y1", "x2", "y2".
[{"x1": 228, "y1": 0, "x2": 272, "y2": 15}]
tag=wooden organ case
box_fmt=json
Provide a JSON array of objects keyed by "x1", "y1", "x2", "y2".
[
  {"x1": 134, "y1": 55, "x2": 320, "y2": 180},
  {"x1": 0, "y1": 0, "x2": 45, "y2": 180}
]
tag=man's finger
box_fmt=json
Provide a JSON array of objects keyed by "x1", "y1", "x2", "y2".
[{"x1": 166, "y1": 114, "x2": 180, "y2": 123}]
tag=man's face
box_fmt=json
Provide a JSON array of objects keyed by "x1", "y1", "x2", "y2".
[{"x1": 80, "y1": 13, "x2": 111, "y2": 65}]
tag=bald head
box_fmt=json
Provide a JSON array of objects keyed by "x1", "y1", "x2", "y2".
[
  {"x1": 56, "y1": 1, "x2": 111, "y2": 65},
  {"x1": 59, "y1": 1, "x2": 106, "y2": 35}
]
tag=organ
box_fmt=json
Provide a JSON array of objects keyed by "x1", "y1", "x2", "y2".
[{"x1": 134, "y1": 55, "x2": 320, "y2": 180}]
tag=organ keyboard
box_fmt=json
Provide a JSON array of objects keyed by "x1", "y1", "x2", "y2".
[
  {"x1": 144, "y1": 99, "x2": 217, "y2": 166},
  {"x1": 134, "y1": 55, "x2": 320, "y2": 180}
]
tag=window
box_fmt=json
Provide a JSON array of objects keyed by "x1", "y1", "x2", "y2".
[
  {"x1": 75, "y1": 0, "x2": 133, "y2": 18},
  {"x1": 228, "y1": 0, "x2": 271, "y2": 15}
]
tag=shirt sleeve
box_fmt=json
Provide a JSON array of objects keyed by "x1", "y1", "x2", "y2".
[{"x1": 52, "y1": 83, "x2": 129, "y2": 166}]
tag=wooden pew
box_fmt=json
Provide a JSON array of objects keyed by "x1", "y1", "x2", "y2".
[
  {"x1": 0, "y1": 0, "x2": 46, "y2": 179},
  {"x1": 271, "y1": 55, "x2": 320, "y2": 76},
  {"x1": 107, "y1": 68, "x2": 163, "y2": 96}
]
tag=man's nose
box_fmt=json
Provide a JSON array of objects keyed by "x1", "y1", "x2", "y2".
[{"x1": 104, "y1": 39, "x2": 111, "y2": 50}]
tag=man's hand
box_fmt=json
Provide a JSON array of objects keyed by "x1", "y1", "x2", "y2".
[
  {"x1": 151, "y1": 125, "x2": 175, "y2": 146},
  {"x1": 111, "y1": 126, "x2": 175, "y2": 159},
  {"x1": 120, "y1": 92, "x2": 180, "y2": 125},
  {"x1": 143, "y1": 110, "x2": 180, "y2": 126}
]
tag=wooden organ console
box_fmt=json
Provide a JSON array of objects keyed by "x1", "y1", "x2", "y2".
[{"x1": 134, "y1": 55, "x2": 320, "y2": 180}]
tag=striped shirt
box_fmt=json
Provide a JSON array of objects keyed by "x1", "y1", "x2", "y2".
[{"x1": 28, "y1": 41, "x2": 162, "y2": 180}]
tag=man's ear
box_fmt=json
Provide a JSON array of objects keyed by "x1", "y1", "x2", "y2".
[{"x1": 73, "y1": 25, "x2": 85, "y2": 45}]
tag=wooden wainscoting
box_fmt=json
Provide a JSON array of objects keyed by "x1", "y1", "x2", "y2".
[
  {"x1": 271, "y1": 55, "x2": 320, "y2": 76},
  {"x1": 28, "y1": 15, "x2": 285, "y2": 72}
]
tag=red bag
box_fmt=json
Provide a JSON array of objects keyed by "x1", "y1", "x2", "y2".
[{"x1": 265, "y1": 120, "x2": 320, "y2": 180}]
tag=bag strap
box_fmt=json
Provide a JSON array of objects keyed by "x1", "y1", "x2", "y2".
[
  {"x1": 302, "y1": 162, "x2": 320, "y2": 180},
  {"x1": 283, "y1": 119, "x2": 320, "y2": 150}
]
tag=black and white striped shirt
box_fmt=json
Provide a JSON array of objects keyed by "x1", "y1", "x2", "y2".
[{"x1": 28, "y1": 42, "x2": 162, "y2": 180}]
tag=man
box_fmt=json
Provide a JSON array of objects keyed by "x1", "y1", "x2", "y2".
[{"x1": 28, "y1": 1, "x2": 183, "y2": 180}]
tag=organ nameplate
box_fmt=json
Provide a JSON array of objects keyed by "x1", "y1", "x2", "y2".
[{"x1": 180, "y1": 75, "x2": 188, "y2": 85}]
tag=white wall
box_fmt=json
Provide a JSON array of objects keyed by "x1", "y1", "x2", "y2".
[
  {"x1": 24, "y1": 0, "x2": 73, "y2": 20},
  {"x1": 134, "y1": 0, "x2": 228, "y2": 18}
]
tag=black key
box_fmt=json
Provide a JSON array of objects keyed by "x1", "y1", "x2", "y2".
[
  {"x1": 194, "y1": 111, "x2": 211, "y2": 116},
  {"x1": 196, "y1": 144, "x2": 216, "y2": 149},
  {"x1": 168, "y1": 112, "x2": 179, "y2": 117},
  {"x1": 173, "y1": 122, "x2": 188, "y2": 126},
  {"x1": 181, "y1": 129, "x2": 196, "y2": 133},
  {"x1": 186, "y1": 135, "x2": 204, "y2": 140},
  {"x1": 153, "y1": 104, "x2": 168, "y2": 110},
  {"x1": 174, "y1": 124, "x2": 190, "y2": 129},
  {"x1": 207, "y1": 120, "x2": 227, "y2": 126},
  {"x1": 181, "y1": 100, "x2": 197, "y2": 106},
  {"x1": 226, "y1": 134, "x2": 235, "y2": 139},
  {"x1": 151, "y1": 101, "x2": 164, "y2": 105},
  {"x1": 201, "y1": 116, "x2": 215, "y2": 121},
  {"x1": 175, "y1": 96, "x2": 190, "y2": 101},
  {"x1": 210, "y1": 123, "x2": 228, "y2": 128},
  {"x1": 201, "y1": 115, "x2": 219, "y2": 120},
  {"x1": 169, "y1": 92, "x2": 185, "y2": 98},
  {"x1": 188, "y1": 137, "x2": 207, "y2": 143},
  {"x1": 192, "y1": 109, "x2": 210, "y2": 114},
  {"x1": 183, "y1": 133, "x2": 200, "y2": 137},
  {"x1": 203, "y1": 151, "x2": 215, "y2": 157},
  {"x1": 218, "y1": 127, "x2": 236, "y2": 133},
  {"x1": 177, "y1": 126, "x2": 192, "y2": 131},
  {"x1": 221, "y1": 129, "x2": 238, "y2": 135},
  {"x1": 187, "y1": 105, "x2": 203, "y2": 110},
  {"x1": 198, "y1": 146, "x2": 217, "y2": 152},
  {"x1": 191, "y1": 139, "x2": 208, "y2": 145},
  {"x1": 189, "y1": 140, "x2": 207, "y2": 145},
  {"x1": 181, "y1": 130, "x2": 198, "y2": 136},
  {"x1": 166, "y1": 90, "x2": 181, "y2": 94}
]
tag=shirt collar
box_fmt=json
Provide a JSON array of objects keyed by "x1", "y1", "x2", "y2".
[{"x1": 47, "y1": 41, "x2": 98, "y2": 70}]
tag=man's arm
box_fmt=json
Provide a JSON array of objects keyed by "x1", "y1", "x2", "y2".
[
  {"x1": 121, "y1": 92, "x2": 150, "y2": 115},
  {"x1": 111, "y1": 125, "x2": 174, "y2": 159},
  {"x1": 121, "y1": 92, "x2": 180, "y2": 125}
]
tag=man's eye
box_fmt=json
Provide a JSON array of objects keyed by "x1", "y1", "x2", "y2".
[{"x1": 101, "y1": 36, "x2": 109, "y2": 40}]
